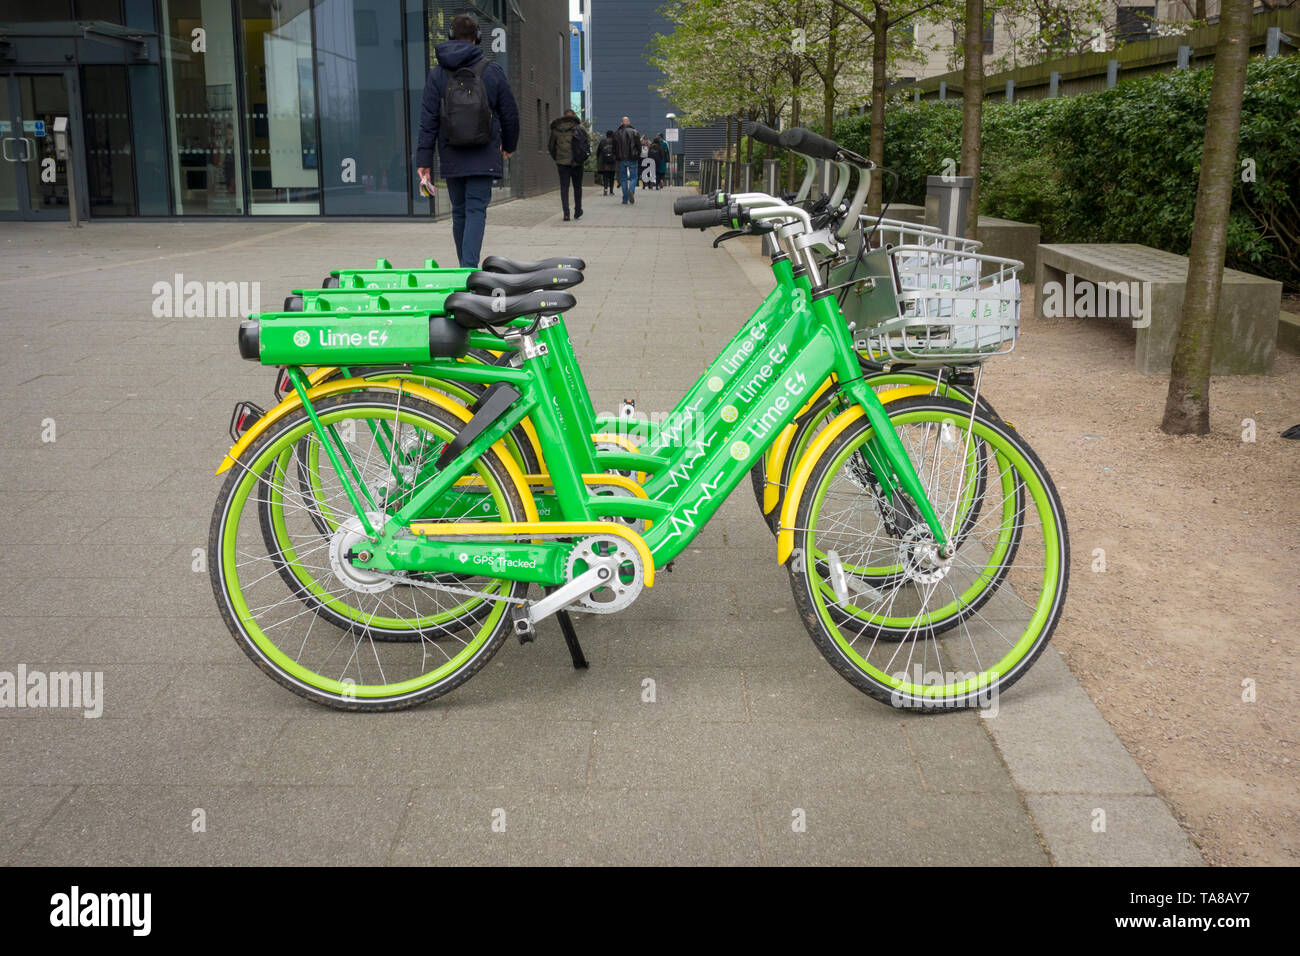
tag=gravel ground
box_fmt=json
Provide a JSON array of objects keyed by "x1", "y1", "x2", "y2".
[{"x1": 982, "y1": 287, "x2": 1298, "y2": 866}]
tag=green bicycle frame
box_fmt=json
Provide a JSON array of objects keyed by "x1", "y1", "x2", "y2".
[{"x1": 290, "y1": 256, "x2": 951, "y2": 583}]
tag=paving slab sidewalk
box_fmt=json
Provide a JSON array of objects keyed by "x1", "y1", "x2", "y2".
[{"x1": 0, "y1": 186, "x2": 1201, "y2": 866}]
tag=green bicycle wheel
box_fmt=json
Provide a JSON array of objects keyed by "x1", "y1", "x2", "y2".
[
  {"x1": 211, "y1": 390, "x2": 529, "y2": 710},
  {"x1": 787, "y1": 396, "x2": 1068, "y2": 710}
]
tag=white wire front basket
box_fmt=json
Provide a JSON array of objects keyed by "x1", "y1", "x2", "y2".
[
  {"x1": 863, "y1": 216, "x2": 983, "y2": 257},
  {"x1": 853, "y1": 241, "x2": 1023, "y2": 365}
]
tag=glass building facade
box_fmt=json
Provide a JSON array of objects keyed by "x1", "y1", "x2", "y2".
[{"x1": 0, "y1": 0, "x2": 566, "y2": 220}]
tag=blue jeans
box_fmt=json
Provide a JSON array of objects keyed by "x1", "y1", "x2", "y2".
[
  {"x1": 618, "y1": 160, "x2": 638, "y2": 202},
  {"x1": 444, "y1": 175, "x2": 494, "y2": 268}
]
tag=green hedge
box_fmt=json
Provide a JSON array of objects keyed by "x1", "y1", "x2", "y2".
[{"x1": 832, "y1": 55, "x2": 1300, "y2": 290}]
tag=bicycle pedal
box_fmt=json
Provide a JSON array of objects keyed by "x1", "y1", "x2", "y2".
[{"x1": 510, "y1": 605, "x2": 537, "y2": 644}]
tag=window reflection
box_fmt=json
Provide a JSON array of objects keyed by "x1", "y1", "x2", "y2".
[
  {"x1": 239, "y1": 0, "x2": 320, "y2": 214},
  {"x1": 160, "y1": 0, "x2": 244, "y2": 214}
]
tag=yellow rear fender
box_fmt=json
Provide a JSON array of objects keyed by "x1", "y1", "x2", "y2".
[{"x1": 216, "y1": 377, "x2": 539, "y2": 522}]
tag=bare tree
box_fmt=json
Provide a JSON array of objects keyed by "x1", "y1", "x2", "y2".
[{"x1": 1161, "y1": 0, "x2": 1255, "y2": 435}]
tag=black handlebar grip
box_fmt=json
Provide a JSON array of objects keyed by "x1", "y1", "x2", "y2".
[
  {"x1": 746, "y1": 122, "x2": 782, "y2": 147},
  {"x1": 674, "y1": 194, "x2": 723, "y2": 215},
  {"x1": 778, "y1": 127, "x2": 842, "y2": 161},
  {"x1": 681, "y1": 207, "x2": 733, "y2": 229}
]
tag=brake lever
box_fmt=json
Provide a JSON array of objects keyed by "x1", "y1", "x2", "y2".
[{"x1": 712, "y1": 223, "x2": 775, "y2": 248}]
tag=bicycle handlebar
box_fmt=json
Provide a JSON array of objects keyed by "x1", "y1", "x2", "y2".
[
  {"x1": 779, "y1": 127, "x2": 873, "y2": 169},
  {"x1": 746, "y1": 122, "x2": 782, "y2": 147},
  {"x1": 778, "y1": 127, "x2": 840, "y2": 161},
  {"x1": 674, "y1": 194, "x2": 723, "y2": 215},
  {"x1": 681, "y1": 206, "x2": 742, "y2": 229}
]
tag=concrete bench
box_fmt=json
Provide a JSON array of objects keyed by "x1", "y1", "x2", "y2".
[{"x1": 1035, "y1": 243, "x2": 1281, "y2": 374}]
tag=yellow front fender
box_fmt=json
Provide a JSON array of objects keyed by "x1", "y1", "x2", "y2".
[
  {"x1": 216, "y1": 377, "x2": 539, "y2": 522},
  {"x1": 765, "y1": 383, "x2": 944, "y2": 521},
  {"x1": 776, "y1": 405, "x2": 866, "y2": 564}
]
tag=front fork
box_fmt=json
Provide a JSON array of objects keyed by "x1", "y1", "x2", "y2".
[
  {"x1": 816, "y1": 298, "x2": 950, "y2": 551},
  {"x1": 287, "y1": 366, "x2": 384, "y2": 538}
]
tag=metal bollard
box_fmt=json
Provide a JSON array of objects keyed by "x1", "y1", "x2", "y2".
[{"x1": 926, "y1": 174, "x2": 973, "y2": 237}]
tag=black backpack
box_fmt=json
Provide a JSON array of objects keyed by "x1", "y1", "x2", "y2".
[
  {"x1": 441, "y1": 59, "x2": 492, "y2": 148},
  {"x1": 571, "y1": 127, "x2": 591, "y2": 166},
  {"x1": 598, "y1": 139, "x2": 616, "y2": 165}
]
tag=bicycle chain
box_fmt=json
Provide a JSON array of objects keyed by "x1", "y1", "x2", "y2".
[{"x1": 362, "y1": 528, "x2": 639, "y2": 608}]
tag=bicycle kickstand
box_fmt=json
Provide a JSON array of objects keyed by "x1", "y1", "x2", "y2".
[{"x1": 554, "y1": 611, "x2": 589, "y2": 670}]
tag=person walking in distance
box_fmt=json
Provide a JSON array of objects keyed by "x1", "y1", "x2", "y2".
[
  {"x1": 639, "y1": 135, "x2": 657, "y2": 190},
  {"x1": 655, "y1": 132, "x2": 671, "y2": 189},
  {"x1": 415, "y1": 13, "x2": 519, "y2": 268},
  {"x1": 596, "y1": 130, "x2": 616, "y2": 196},
  {"x1": 613, "y1": 116, "x2": 640, "y2": 205},
  {"x1": 647, "y1": 135, "x2": 665, "y2": 190},
  {"x1": 548, "y1": 109, "x2": 588, "y2": 221}
]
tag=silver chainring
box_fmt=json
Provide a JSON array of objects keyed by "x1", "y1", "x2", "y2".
[{"x1": 564, "y1": 534, "x2": 644, "y2": 614}]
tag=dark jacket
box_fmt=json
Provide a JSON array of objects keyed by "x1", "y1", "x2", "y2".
[
  {"x1": 548, "y1": 114, "x2": 585, "y2": 167},
  {"x1": 613, "y1": 123, "x2": 640, "y2": 162},
  {"x1": 648, "y1": 141, "x2": 664, "y2": 165},
  {"x1": 415, "y1": 41, "x2": 519, "y2": 179},
  {"x1": 596, "y1": 135, "x2": 616, "y2": 172}
]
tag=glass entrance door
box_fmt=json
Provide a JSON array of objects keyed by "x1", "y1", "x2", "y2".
[{"x1": 0, "y1": 72, "x2": 76, "y2": 221}]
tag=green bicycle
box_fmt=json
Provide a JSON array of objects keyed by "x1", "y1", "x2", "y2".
[{"x1": 211, "y1": 127, "x2": 1068, "y2": 712}]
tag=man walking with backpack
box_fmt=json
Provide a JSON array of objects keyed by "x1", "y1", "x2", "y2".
[
  {"x1": 415, "y1": 13, "x2": 519, "y2": 268},
  {"x1": 548, "y1": 109, "x2": 588, "y2": 221},
  {"x1": 613, "y1": 117, "x2": 641, "y2": 205}
]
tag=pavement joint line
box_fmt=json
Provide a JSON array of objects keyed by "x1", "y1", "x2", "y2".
[
  {"x1": 899, "y1": 723, "x2": 930, "y2": 793},
  {"x1": 977, "y1": 710, "x2": 1058, "y2": 865},
  {"x1": 0, "y1": 221, "x2": 323, "y2": 288},
  {"x1": 383, "y1": 786, "x2": 420, "y2": 867},
  {"x1": 13, "y1": 783, "x2": 79, "y2": 859},
  {"x1": 751, "y1": 798, "x2": 769, "y2": 865}
]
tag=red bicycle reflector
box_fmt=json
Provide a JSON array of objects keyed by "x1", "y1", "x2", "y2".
[
  {"x1": 274, "y1": 366, "x2": 293, "y2": 402},
  {"x1": 229, "y1": 401, "x2": 266, "y2": 442}
]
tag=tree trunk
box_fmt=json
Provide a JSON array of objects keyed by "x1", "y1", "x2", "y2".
[
  {"x1": 823, "y1": 15, "x2": 839, "y2": 137},
  {"x1": 1160, "y1": 0, "x2": 1253, "y2": 435},
  {"x1": 868, "y1": 3, "x2": 887, "y2": 215},
  {"x1": 786, "y1": 82, "x2": 802, "y2": 193},
  {"x1": 724, "y1": 114, "x2": 734, "y2": 191},
  {"x1": 731, "y1": 112, "x2": 741, "y2": 189},
  {"x1": 961, "y1": 0, "x2": 984, "y2": 239}
]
